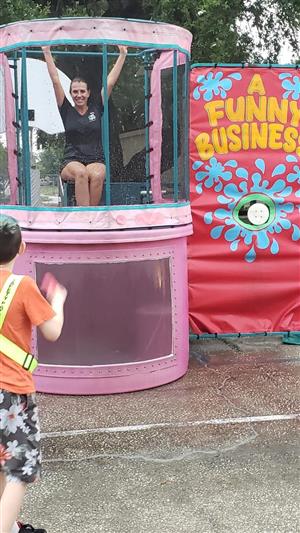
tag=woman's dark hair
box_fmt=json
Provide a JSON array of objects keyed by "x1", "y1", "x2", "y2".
[
  {"x1": 0, "y1": 215, "x2": 22, "y2": 264},
  {"x1": 69, "y1": 77, "x2": 90, "y2": 93}
]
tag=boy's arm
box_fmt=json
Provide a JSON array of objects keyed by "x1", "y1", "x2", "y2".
[{"x1": 39, "y1": 283, "x2": 67, "y2": 342}]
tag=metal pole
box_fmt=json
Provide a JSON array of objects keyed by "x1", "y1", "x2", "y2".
[
  {"x1": 183, "y1": 54, "x2": 190, "y2": 201},
  {"x1": 144, "y1": 54, "x2": 151, "y2": 203},
  {"x1": 102, "y1": 45, "x2": 111, "y2": 206},
  {"x1": 172, "y1": 50, "x2": 178, "y2": 202},
  {"x1": 20, "y1": 47, "x2": 31, "y2": 205},
  {"x1": 12, "y1": 52, "x2": 22, "y2": 204}
]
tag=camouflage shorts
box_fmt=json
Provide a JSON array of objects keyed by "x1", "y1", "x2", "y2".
[{"x1": 0, "y1": 389, "x2": 41, "y2": 483}]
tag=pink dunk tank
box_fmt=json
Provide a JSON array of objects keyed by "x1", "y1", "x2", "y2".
[{"x1": 0, "y1": 17, "x2": 193, "y2": 394}]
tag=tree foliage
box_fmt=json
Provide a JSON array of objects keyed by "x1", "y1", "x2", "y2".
[
  {"x1": 142, "y1": 0, "x2": 300, "y2": 63},
  {"x1": 0, "y1": 143, "x2": 9, "y2": 202},
  {"x1": 0, "y1": 143, "x2": 8, "y2": 178},
  {"x1": 0, "y1": 0, "x2": 49, "y2": 25},
  {"x1": 36, "y1": 133, "x2": 64, "y2": 177},
  {"x1": 1, "y1": 0, "x2": 299, "y2": 62}
]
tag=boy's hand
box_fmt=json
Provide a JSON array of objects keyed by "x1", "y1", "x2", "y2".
[
  {"x1": 39, "y1": 273, "x2": 67, "y2": 341},
  {"x1": 41, "y1": 272, "x2": 67, "y2": 306},
  {"x1": 49, "y1": 284, "x2": 68, "y2": 309}
]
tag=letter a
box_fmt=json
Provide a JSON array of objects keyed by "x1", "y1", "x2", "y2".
[{"x1": 247, "y1": 74, "x2": 266, "y2": 95}]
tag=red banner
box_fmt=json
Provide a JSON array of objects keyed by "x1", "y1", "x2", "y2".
[{"x1": 188, "y1": 66, "x2": 300, "y2": 334}]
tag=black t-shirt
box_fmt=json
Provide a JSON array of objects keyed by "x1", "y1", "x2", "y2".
[{"x1": 59, "y1": 97, "x2": 104, "y2": 163}]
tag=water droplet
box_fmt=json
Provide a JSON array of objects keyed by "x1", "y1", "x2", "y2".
[
  {"x1": 286, "y1": 155, "x2": 298, "y2": 163},
  {"x1": 256, "y1": 231, "x2": 270, "y2": 250},
  {"x1": 225, "y1": 160, "x2": 238, "y2": 168},
  {"x1": 214, "y1": 182, "x2": 223, "y2": 192},
  {"x1": 192, "y1": 161, "x2": 203, "y2": 171},
  {"x1": 292, "y1": 224, "x2": 300, "y2": 241},
  {"x1": 225, "y1": 226, "x2": 241, "y2": 242},
  {"x1": 215, "y1": 208, "x2": 230, "y2": 219},
  {"x1": 272, "y1": 164, "x2": 286, "y2": 177},
  {"x1": 211, "y1": 225, "x2": 224, "y2": 239},
  {"x1": 230, "y1": 239, "x2": 240, "y2": 251},
  {"x1": 270, "y1": 238, "x2": 279, "y2": 254},
  {"x1": 217, "y1": 195, "x2": 231, "y2": 204},
  {"x1": 236, "y1": 167, "x2": 248, "y2": 179},
  {"x1": 229, "y1": 73, "x2": 242, "y2": 80},
  {"x1": 255, "y1": 159, "x2": 265, "y2": 173},
  {"x1": 204, "y1": 212, "x2": 213, "y2": 224},
  {"x1": 245, "y1": 246, "x2": 256, "y2": 263},
  {"x1": 270, "y1": 179, "x2": 286, "y2": 194}
]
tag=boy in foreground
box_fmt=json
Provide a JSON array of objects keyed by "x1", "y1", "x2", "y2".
[{"x1": 0, "y1": 215, "x2": 67, "y2": 533}]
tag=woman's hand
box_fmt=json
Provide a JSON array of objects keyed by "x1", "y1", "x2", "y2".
[
  {"x1": 42, "y1": 45, "x2": 51, "y2": 54},
  {"x1": 118, "y1": 45, "x2": 128, "y2": 56}
]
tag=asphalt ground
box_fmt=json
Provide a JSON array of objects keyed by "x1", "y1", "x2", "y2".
[{"x1": 20, "y1": 336, "x2": 300, "y2": 533}]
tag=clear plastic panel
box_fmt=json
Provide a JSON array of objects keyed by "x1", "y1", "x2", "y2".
[
  {"x1": 24, "y1": 45, "x2": 149, "y2": 207},
  {"x1": 160, "y1": 59, "x2": 188, "y2": 202},
  {"x1": 178, "y1": 55, "x2": 189, "y2": 201},
  {"x1": 36, "y1": 258, "x2": 172, "y2": 365}
]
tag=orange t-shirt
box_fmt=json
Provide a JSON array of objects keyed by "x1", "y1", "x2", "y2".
[{"x1": 0, "y1": 270, "x2": 55, "y2": 394}]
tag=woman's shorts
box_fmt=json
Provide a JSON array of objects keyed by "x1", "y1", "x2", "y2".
[
  {"x1": 60, "y1": 156, "x2": 105, "y2": 173},
  {"x1": 0, "y1": 390, "x2": 41, "y2": 484}
]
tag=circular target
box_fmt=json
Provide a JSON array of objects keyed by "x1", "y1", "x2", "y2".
[
  {"x1": 233, "y1": 194, "x2": 275, "y2": 230},
  {"x1": 247, "y1": 202, "x2": 270, "y2": 225}
]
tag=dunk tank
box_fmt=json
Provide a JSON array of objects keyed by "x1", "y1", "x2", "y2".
[{"x1": 0, "y1": 18, "x2": 192, "y2": 394}]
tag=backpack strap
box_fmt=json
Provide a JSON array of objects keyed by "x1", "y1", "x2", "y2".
[
  {"x1": 0, "y1": 274, "x2": 23, "y2": 329},
  {"x1": 0, "y1": 274, "x2": 38, "y2": 373}
]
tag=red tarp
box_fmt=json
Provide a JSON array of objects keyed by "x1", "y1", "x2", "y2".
[{"x1": 188, "y1": 66, "x2": 300, "y2": 333}]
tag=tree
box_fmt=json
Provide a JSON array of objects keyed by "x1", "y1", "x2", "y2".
[
  {"x1": 0, "y1": 0, "x2": 49, "y2": 25},
  {"x1": 0, "y1": 0, "x2": 108, "y2": 25},
  {"x1": 0, "y1": 143, "x2": 8, "y2": 178},
  {"x1": 49, "y1": 0, "x2": 108, "y2": 17},
  {"x1": 1, "y1": 0, "x2": 299, "y2": 63},
  {"x1": 36, "y1": 133, "x2": 64, "y2": 178},
  {"x1": 141, "y1": 0, "x2": 300, "y2": 63},
  {"x1": 0, "y1": 143, "x2": 9, "y2": 202}
]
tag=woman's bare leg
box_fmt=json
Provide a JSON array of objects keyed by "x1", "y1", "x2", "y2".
[
  {"x1": 61, "y1": 162, "x2": 89, "y2": 206},
  {"x1": 87, "y1": 163, "x2": 106, "y2": 206}
]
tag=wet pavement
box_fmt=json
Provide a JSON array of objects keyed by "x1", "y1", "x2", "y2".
[{"x1": 21, "y1": 336, "x2": 300, "y2": 533}]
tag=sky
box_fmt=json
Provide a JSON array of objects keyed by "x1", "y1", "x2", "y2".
[{"x1": 278, "y1": 41, "x2": 297, "y2": 64}]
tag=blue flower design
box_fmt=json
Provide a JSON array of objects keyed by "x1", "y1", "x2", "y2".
[
  {"x1": 286, "y1": 154, "x2": 300, "y2": 197},
  {"x1": 279, "y1": 73, "x2": 300, "y2": 100},
  {"x1": 193, "y1": 157, "x2": 239, "y2": 194},
  {"x1": 203, "y1": 157, "x2": 300, "y2": 263},
  {"x1": 193, "y1": 71, "x2": 242, "y2": 102}
]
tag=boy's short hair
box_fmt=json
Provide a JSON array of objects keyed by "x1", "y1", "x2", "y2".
[{"x1": 0, "y1": 215, "x2": 22, "y2": 264}]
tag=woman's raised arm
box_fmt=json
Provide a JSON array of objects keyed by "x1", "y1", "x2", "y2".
[
  {"x1": 42, "y1": 46, "x2": 65, "y2": 108},
  {"x1": 101, "y1": 45, "x2": 127, "y2": 103}
]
